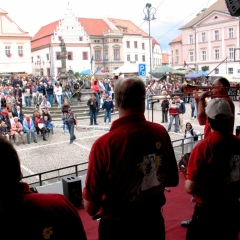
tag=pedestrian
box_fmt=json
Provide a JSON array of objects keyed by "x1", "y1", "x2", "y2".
[
  {"x1": 0, "y1": 135, "x2": 87, "y2": 240},
  {"x1": 61, "y1": 100, "x2": 70, "y2": 133},
  {"x1": 183, "y1": 122, "x2": 200, "y2": 154},
  {"x1": 83, "y1": 76, "x2": 179, "y2": 240},
  {"x1": 185, "y1": 98, "x2": 240, "y2": 240},
  {"x1": 167, "y1": 96, "x2": 179, "y2": 132},
  {"x1": 64, "y1": 107, "x2": 78, "y2": 144},
  {"x1": 176, "y1": 95, "x2": 186, "y2": 132},
  {"x1": 161, "y1": 91, "x2": 169, "y2": 123},
  {"x1": 87, "y1": 93, "x2": 99, "y2": 125},
  {"x1": 102, "y1": 96, "x2": 114, "y2": 124}
]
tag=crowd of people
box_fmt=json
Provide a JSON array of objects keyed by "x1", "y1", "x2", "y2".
[{"x1": 1, "y1": 74, "x2": 240, "y2": 239}]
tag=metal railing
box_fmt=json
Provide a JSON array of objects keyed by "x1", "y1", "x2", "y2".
[{"x1": 22, "y1": 134, "x2": 204, "y2": 187}]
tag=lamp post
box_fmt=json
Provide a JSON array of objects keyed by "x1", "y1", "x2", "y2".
[{"x1": 143, "y1": 3, "x2": 156, "y2": 82}]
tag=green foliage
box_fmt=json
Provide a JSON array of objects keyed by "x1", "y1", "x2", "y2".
[
  {"x1": 201, "y1": 66, "x2": 209, "y2": 71},
  {"x1": 74, "y1": 72, "x2": 80, "y2": 78}
]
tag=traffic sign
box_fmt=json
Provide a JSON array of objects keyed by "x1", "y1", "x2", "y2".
[{"x1": 138, "y1": 63, "x2": 146, "y2": 76}]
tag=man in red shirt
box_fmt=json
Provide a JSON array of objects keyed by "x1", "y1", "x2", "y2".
[
  {"x1": 83, "y1": 76, "x2": 179, "y2": 240},
  {"x1": 0, "y1": 136, "x2": 87, "y2": 240},
  {"x1": 185, "y1": 98, "x2": 240, "y2": 240},
  {"x1": 196, "y1": 77, "x2": 235, "y2": 138}
]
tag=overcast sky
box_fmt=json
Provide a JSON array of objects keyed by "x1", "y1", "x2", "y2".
[{"x1": 1, "y1": 0, "x2": 218, "y2": 51}]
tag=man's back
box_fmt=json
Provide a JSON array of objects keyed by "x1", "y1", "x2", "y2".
[
  {"x1": 1, "y1": 182, "x2": 86, "y2": 240},
  {"x1": 83, "y1": 113, "x2": 178, "y2": 219}
]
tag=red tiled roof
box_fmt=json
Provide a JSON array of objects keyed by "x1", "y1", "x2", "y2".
[
  {"x1": 31, "y1": 35, "x2": 52, "y2": 49},
  {"x1": 152, "y1": 38, "x2": 160, "y2": 47},
  {"x1": 107, "y1": 18, "x2": 148, "y2": 36},
  {"x1": 180, "y1": 0, "x2": 229, "y2": 29},
  {"x1": 32, "y1": 21, "x2": 58, "y2": 41},
  {"x1": 169, "y1": 34, "x2": 182, "y2": 44},
  {"x1": 78, "y1": 18, "x2": 111, "y2": 35},
  {"x1": 162, "y1": 53, "x2": 169, "y2": 64}
]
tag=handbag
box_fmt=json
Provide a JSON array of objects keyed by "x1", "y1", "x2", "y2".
[{"x1": 38, "y1": 123, "x2": 45, "y2": 129}]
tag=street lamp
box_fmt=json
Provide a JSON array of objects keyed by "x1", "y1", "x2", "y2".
[{"x1": 143, "y1": 3, "x2": 156, "y2": 82}]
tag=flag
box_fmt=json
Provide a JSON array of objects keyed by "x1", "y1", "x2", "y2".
[
  {"x1": 90, "y1": 55, "x2": 94, "y2": 64},
  {"x1": 183, "y1": 60, "x2": 187, "y2": 67},
  {"x1": 98, "y1": 59, "x2": 100, "y2": 65},
  {"x1": 102, "y1": 57, "x2": 104, "y2": 64}
]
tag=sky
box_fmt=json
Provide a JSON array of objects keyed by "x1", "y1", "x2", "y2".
[{"x1": 1, "y1": 0, "x2": 218, "y2": 52}]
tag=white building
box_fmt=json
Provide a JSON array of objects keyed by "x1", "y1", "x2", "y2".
[{"x1": 0, "y1": 8, "x2": 31, "y2": 75}]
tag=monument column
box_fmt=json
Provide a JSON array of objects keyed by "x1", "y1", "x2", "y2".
[{"x1": 59, "y1": 39, "x2": 68, "y2": 87}]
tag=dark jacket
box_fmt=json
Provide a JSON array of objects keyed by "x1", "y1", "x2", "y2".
[
  {"x1": 46, "y1": 85, "x2": 54, "y2": 95},
  {"x1": 102, "y1": 100, "x2": 113, "y2": 112},
  {"x1": 87, "y1": 98, "x2": 98, "y2": 110},
  {"x1": 161, "y1": 99, "x2": 169, "y2": 111}
]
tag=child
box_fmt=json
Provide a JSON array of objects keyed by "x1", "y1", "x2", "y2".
[
  {"x1": 102, "y1": 96, "x2": 114, "y2": 124},
  {"x1": 183, "y1": 122, "x2": 201, "y2": 154},
  {"x1": 43, "y1": 116, "x2": 54, "y2": 134}
]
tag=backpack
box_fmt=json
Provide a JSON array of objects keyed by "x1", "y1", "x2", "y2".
[
  {"x1": 185, "y1": 129, "x2": 198, "y2": 141},
  {"x1": 73, "y1": 83, "x2": 79, "y2": 90}
]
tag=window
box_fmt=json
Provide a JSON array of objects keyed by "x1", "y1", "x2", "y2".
[
  {"x1": 58, "y1": 36, "x2": 62, "y2": 41},
  {"x1": 104, "y1": 49, "x2": 108, "y2": 60},
  {"x1": 46, "y1": 53, "x2": 49, "y2": 61},
  {"x1": 229, "y1": 28, "x2": 233, "y2": 39},
  {"x1": 175, "y1": 49, "x2": 179, "y2": 63},
  {"x1": 201, "y1": 32, "x2": 206, "y2": 42},
  {"x1": 228, "y1": 67, "x2": 233, "y2": 74},
  {"x1": 127, "y1": 41, "x2": 130, "y2": 48},
  {"x1": 134, "y1": 41, "x2": 138, "y2": 48},
  {"x1": 18, "y1": 46, "x2": 23, "y2": 55},
  {"x1": 113, "y1": 48, "x2": 120, "y2": 60},
  {"x1": 95, "y1": 50, "x2": 101, "y2": 61},
  {"x1": 215, "y1": 68, "x2": 219, "y2": 74},
  {"x1": 135, "y1": 54, "x2": 138, "y2": 61},
  {"x1": 94, "y1": 40, "x2": 100, "y2": 43},
  {"x1": 142, "y1": 55, "x2": 146, "y2": 62},
  {"x1": 79, "y1": 37, "x2": 83, "y2": 41},
  {"x1": 82, "y1": 52, "x2": 88, "y2": 60},
  {"x1": 189, "y1": 52, "x2": 194, "y2": 62},
  {"x1": 214, "y1": 30, "x2": 219, "y2": 40},
  {"x1": 127, "y1": 54, "x2": 130, "y2": 61},
  {"x1": 5, "y1": 46, "x2": 10, "y2": 55},
  {"x1": 67, "y1": 52, "x2": 73, "y2": 60},
  {"x1": 214, "y1": 49, "x2": 219, "y2": 60},
  {"x1": 56, "y1": 52, "x2": 61, "y2": 60},
  {"x1": 229, "y1": 48, "x2": 234, "y2": 59},
  {"x1": 202, "y1": 50, "x2": 206, "y2": 61},
  {"x1": 113, "y1": 39, "x2": 119, "y2": 42},
  {"x1": 189, "y1": 35, "x2": 193, "y2": 44},
  {"x1": 31, "y1": 57, "x2": 33, "y2": 63},
  {"x1": 142, "y1": 43, "x2": 145, "y2": 50}
]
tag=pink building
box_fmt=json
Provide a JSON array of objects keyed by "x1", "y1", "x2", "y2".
[{"x1": 169, "y1": 0, "x2": 240, "y2": 76}]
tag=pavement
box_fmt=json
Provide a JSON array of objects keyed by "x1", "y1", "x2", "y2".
[{"x1": 16, "y1": 101, "x2": 240, "y2": 186}]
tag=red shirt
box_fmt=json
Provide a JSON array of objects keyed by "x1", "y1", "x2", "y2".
[
  {"x1": 187, "y1": 131, "x2": 240, "y2": 204},
  {"x1": 204, "y1": 97, "x2": 235, "y2": 138},
  {"x1": 0, "y1": 182, "x2": 87, "y2": 240},
  {"x1": 83, "y1": 112, "x2": 179, "y2": 219}
]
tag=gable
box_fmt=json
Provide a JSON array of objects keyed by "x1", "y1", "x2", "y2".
[{"x1": 0, "y1": 15, "x2": 26, "y2": 35}]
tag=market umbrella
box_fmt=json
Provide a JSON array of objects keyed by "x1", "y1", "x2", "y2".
[
  {"x1": 151, "y1": 66, "x2": 174, "y2": 78},
  {"x1": 185, "y1": 73, "x2": 201, "y2": 79},
  {"x1": 79, "y1": 69, "x2": 92, "y2": 76}
]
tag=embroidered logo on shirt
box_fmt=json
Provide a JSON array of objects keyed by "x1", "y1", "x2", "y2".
[{"x1": 42, "y1": 227, "x2": 53, "y2": 239}]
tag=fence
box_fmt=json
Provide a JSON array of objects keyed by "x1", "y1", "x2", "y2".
[{"x1": 22, "y1": 134, "x2": 204, "y2": 187}]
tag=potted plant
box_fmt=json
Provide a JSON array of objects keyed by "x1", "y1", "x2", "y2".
[
  {"x1": 19, "y1": 53, "x2": 23, "y2": 57},
  {"x1": 6, "y1": 53, "x2": 12, "y2": 58},
  {"x1": 201, "y1": 66, "x2": 209, "y2": 71}
]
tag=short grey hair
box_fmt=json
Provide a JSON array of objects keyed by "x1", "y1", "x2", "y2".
[{"x1": 114, "y1": 76, "x2": 146, "y2": 110}]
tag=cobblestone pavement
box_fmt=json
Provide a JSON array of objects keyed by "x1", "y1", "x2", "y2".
[{"x1": 17, "y1": 101, "x2": 240, "y2": 185}]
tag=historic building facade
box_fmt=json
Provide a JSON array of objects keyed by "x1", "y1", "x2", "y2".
[
  {"x1": 0, "y1": 8, "x2": 31, "y2": 75},
  {"x1": 30, "y1": 3, "x2": 162, "y2": 77},
  {"x1": 169, "y1": 0, "x2": 240, "y2": 76}
]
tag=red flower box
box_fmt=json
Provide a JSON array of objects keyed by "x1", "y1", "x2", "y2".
[
  {"x1": 19, "y1": 54, "x2": 23, "y2": 57},
  {"x1": 6, "y1": 53, "x2": 12, "y2": 57}
]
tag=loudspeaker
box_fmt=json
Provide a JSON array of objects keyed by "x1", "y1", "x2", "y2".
[
  {"x1": 225, "y1": 0, "x2": 240, "y2": 16},
  {"x1": 62, "y1": 176, "x2": 82, "y2": 207},
  {"x1": 236, "y1": 126, "x2": 240, "y2": 137}
]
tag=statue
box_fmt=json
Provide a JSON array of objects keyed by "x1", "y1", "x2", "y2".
[
  {"x1": 59, "y1": 39, "x2": 68, "y2": 87},
  {"x1": 59, "y1": 39, "x2": 66, "y2": 56}
]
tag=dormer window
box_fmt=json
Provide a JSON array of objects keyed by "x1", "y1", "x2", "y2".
[
  {"x1": 214, "y1": 16, "x2": 218, "y2": 19},
  {"x1": 58, "y1": 36, "x2": 62, "y2": 41}
]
